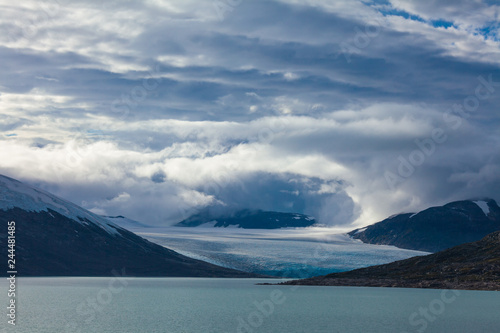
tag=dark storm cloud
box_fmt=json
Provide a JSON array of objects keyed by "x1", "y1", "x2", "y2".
[{"x1": 195, "y1": 171, "x2": 357, "y2": 226}]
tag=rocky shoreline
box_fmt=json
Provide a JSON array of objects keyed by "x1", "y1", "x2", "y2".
[{"x1": 277, "y1": 278, "x2": 500, "y2": 291}]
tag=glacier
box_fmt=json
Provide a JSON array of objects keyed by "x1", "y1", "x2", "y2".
[{"x1": 134, "y1": 226, "x2": 429, "y2": 278}]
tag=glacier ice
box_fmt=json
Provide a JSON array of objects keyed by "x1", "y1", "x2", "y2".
[{"x1": 136, "y1": 227, "x2": 429, "y2": 278}]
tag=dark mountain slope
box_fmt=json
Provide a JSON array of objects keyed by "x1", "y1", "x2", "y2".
[{"x1": 349, "y1": 199, "x2": 500, "y2": 252}]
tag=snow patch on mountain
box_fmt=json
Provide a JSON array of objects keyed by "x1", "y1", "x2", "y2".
[
  {"x1": 198, "y1": 221, "x2": 218, "y2": 228},
  {"x1": 354, "y1": 227, "x2": 367, "y2": 234},
  {"x1": 0, "y1": 175, "x2": 121, "y2": 235},
  {"x1": 473, "y1": 200, "x2": 490, "y2": 216}
]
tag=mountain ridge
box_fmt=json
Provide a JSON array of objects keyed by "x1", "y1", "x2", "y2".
[
  {"x1": 176, "y1": 209, "x2": 317, "y2": 229},
  {"x1": 349, "y1": 199, "x2": 500, "y2": 252}
]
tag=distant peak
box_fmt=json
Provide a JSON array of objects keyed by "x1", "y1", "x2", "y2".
[{"x1": 177, "y1": 209, "x2": 316, "y2": 229}]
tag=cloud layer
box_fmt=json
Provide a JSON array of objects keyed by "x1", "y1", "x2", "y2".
[{"x1": 1, "y1": 0, "x2": 499, "y2": 226}]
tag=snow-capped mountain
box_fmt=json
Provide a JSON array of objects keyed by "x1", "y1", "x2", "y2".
[
  {"x1": 0, "y1": 174, "x2": 120, "y2": 235},
  {"x1": 176, "y1": 209, "x2": 317, "y2": 229},
  {"x1": 0, "y1": 174, "x2": 259, "y2": 277},
  {"x1": 349, "y1": 199, "x2": 500, "y2": 252}
]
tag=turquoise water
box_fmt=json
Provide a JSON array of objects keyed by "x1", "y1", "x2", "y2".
[{"x1": 0, "y1": 278, "x2": 498, "y2": 333}]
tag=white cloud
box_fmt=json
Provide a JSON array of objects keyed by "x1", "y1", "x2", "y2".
[{"x1": 0, "y1": 0, "x2": 499, "y2": 227}]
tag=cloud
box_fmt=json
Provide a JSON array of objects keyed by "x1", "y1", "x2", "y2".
[{"x1": 0, "y1": 0, "x2": 499, "y2": 227}]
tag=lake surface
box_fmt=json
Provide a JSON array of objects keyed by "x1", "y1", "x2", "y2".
[{"x1": 1, "y1": 278, "x2": 498, "y2": 333}]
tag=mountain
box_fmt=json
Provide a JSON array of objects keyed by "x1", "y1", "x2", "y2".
[
  {"x1": 349, "y1": 199, "x2": 500, "y2": 252},
  {"x1": 0, "y1": 175, "x2": 259, "y2": 277},
  {"x1": 176, "y1": 209, "x2": 317, "y2": 229},
  {"x1": 280, "y1": 230, "x2": 500, "y2": 290}
]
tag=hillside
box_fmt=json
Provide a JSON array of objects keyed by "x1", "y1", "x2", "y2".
[
  {"x1": 281, "y1": 231, "x2": 500, "y2": 290},
  {"x1": 349, "y1": 199, "x2": 500, "y2": 252}
]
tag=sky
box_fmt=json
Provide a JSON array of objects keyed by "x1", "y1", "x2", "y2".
[{"x1": 0, "y1": 0, "x2": 499, "y2": 227}]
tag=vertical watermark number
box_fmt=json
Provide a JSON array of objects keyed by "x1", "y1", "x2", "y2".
[{"x1": 6, "y1": 221, "x2": 16, "y2": 326}]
